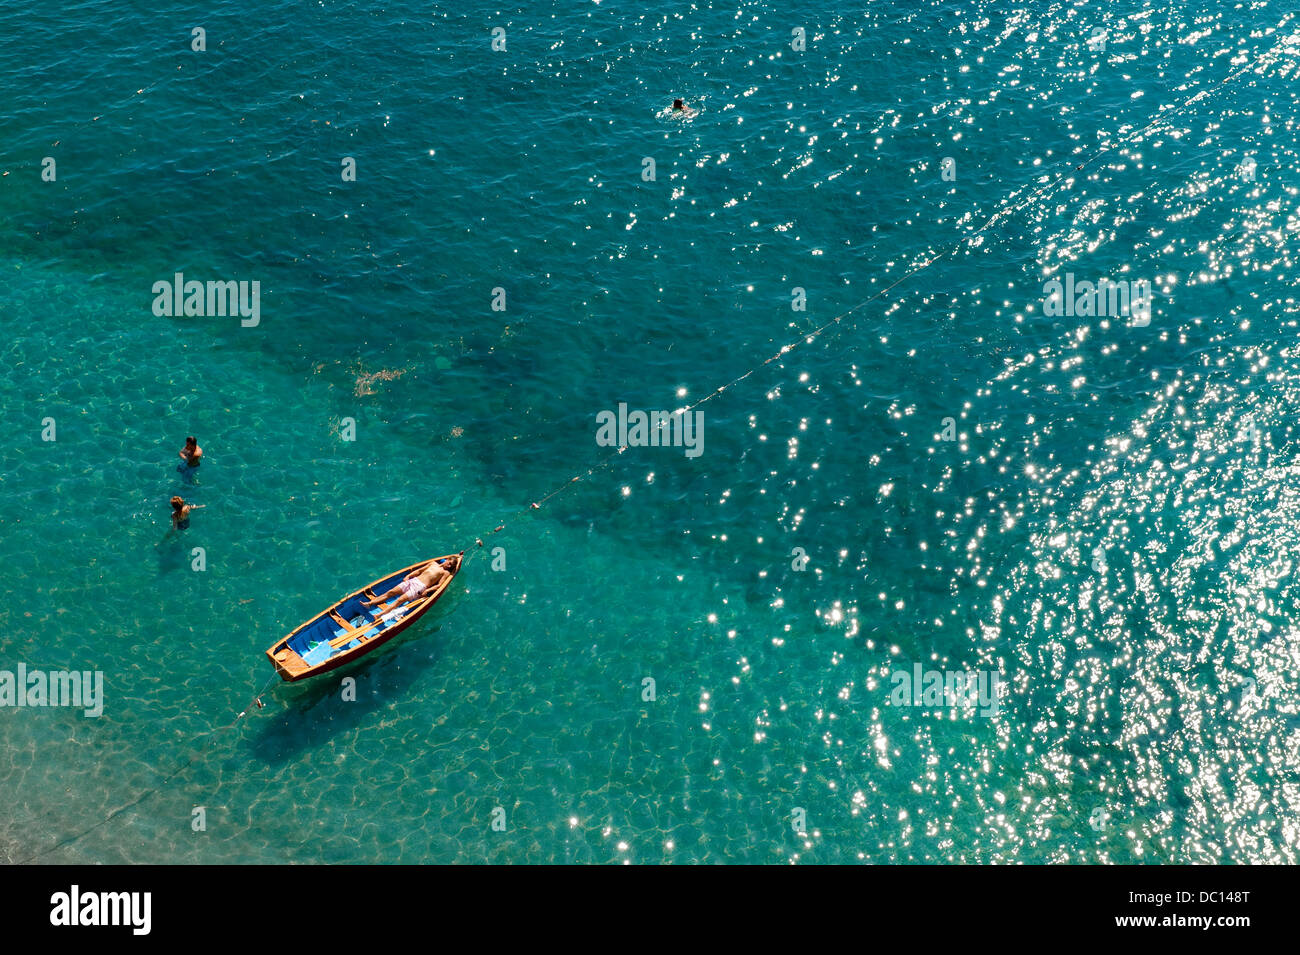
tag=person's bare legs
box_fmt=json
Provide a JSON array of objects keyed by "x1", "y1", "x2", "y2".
[
  {"x1": 363, "y1": 583, "x2": 406, "y2": 608},
  {"x1": 386, "y1": 591, "x2": 420, "y2": 612}
]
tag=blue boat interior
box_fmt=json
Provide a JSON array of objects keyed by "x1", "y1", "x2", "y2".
[{"x1": 286, "y1": 563, "x2": 445, "y2": 667}]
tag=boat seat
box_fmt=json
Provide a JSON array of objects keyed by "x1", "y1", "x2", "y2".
[{"x1": 302, "y1": 637, "x2": 354, "y2": 665}]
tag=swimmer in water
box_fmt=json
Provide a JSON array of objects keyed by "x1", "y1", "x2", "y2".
[
  {"x1": 170, "y1": 496, "x2": 205, "y2": 529},
  {"x1": 672, "y1": 98, "x2": 697, "y2": 119},
  {"x1": 178, "y1": 435, "x2": 202, "y2": 468}
]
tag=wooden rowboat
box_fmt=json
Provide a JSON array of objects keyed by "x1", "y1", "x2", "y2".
[{"x1": 266, "y1": 552, "x2": 463, "y2": 682}]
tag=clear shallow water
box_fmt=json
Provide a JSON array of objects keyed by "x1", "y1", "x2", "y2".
[{"x1": 2, "y1": 0, "x2": 1300, "y2": 862}]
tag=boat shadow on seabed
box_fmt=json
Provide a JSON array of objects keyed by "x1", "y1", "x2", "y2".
[{"x1": 246, "y1": 615, "x2": 458, "y2": 764}]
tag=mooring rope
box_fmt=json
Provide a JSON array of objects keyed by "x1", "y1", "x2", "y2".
[
  {"x1": 458, "y1": 14, "x2": 1298, "y2": 552},
  {"x1": 10, "y1": 670, "x2": 284, "y2": 865}
]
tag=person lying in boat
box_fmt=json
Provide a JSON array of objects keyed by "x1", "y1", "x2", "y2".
[{"x1": 361, "y1": 561, "x2": 450, "y2": 611}]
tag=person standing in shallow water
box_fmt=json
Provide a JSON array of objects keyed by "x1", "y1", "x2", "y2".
[
  {"x1": 178, "y1": 436, "x2": 202, "y2": 468},
  {"x1": 171, "y1": 496, "x2": 204, "y2": 530}
]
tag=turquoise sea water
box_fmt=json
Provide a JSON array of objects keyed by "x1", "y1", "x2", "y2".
[{"x1": 3, "y1": 1, "x2": 1300, "y2": 863}]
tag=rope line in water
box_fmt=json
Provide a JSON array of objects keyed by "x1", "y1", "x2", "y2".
[
  {"x1": 12, "y1": 671, "x2": 283, "y2": 865},
  {"x1": 459, "y1": 15, "x2": 1297, "y2": 551},
  {"x1": 19, "y1": 17, "x2": 1294, "y2": 863}
]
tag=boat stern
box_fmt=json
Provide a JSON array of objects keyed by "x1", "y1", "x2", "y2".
[{"x1": 267, "y1": 642, "x2": 310, "y2": 682}]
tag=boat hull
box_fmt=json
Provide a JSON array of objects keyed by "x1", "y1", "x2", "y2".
[{"x1": 266, "y1": 553, "x2": 462, "y2": 682}]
